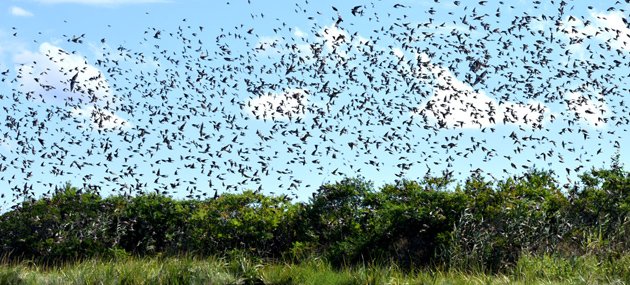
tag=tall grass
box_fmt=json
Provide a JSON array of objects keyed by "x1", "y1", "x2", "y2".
[{"x1": 0, "y1": 254, "x2": 628, "y2": 285}]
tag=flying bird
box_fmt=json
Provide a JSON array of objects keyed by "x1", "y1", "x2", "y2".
[{"x1": 69, "y1": 71, "x2": 80, "y2": 92}]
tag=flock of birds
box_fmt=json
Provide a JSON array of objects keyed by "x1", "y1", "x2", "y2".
[{"x1": 1, "y1": 0, "x2": 629, "y2": 205}]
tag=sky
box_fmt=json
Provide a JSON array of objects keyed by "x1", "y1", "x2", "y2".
[{"x1": 0, "y1": 0, "x2": 629, "y2": 208}]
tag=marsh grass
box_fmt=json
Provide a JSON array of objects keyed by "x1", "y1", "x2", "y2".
[{"x1": 0, "y1": 254, "x2": 628, "y2": 285}]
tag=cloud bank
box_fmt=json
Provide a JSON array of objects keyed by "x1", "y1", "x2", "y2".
[
  {"x1": 413, "y1": 53, "x2": 551, "y2": 129},
  {"x1": 13, "y1": 42, "x2": 130, "y2": 130},
  {"x1": 561, "y1": 11, "x2": 630, "y2": 51},
  {"x1": 10, "y1": 6, "x2": 34, "y2": 17},
  {"x1": 246, "y1": 89, "x2": 309, "y2": 121}
]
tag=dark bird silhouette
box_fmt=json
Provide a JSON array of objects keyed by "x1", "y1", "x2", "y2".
[
  {"x1": 69, "y1": 71, "x2": 79, "y2": 92},
  {"x1": 351, "y1": 5, "x2": 363, "y2": 16}
]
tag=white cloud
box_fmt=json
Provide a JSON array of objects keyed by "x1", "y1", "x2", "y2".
[
  {"x1": 391, "y1": 47, "x2": 404, "y2": 59},
  {"x1": 319, "y1": 24, "x2": 349, "y2": 57},
  {"x1": 246, "y1": 89, "x2": 309, "y2": 121},
  {"x1": 565, "y1": 89, "x2": 608, "y2": 128},
  {"x1": 12, "y1": 42, "x2": 130, "y2": 131},
  {"x1": 590, "y1": 11, "x2": 630, "y2": 51},
  {"x1": 417, "y1": 68, "x2": 497, "y2": 128},
  {"x1": 413, "y1": 53, "x2": 551, "y2": 129},
  {"x1": 413, "y1": 52, "x2": 494, "y2": 129},
  {"x1": 14, "y1": 42, "x2": 114, "y2": 106},
  {"x1": 35, "y1": 0, "x2": 169, "y2": 5},
  {"x1": 561, "y1": 11, "x2": 630, "y2": 51},
  {"x1": 72, "y1": 106, "x2": 131, "y2": 130},
  {"x1": 312, "y1": 22, "x2": 372, "y2": 60},
  {"x1": 405, "y1": 25, "x2": 608, "y2": 131},
  {"x1": 561, "y1": 15, "x2": 602, "y2": 42},
  {"x1": 10, "y1": 6, "x2": 34, "y2": 17},
  {"x1": 293, "y1": 27, "x2": 306, "y2": 38}
]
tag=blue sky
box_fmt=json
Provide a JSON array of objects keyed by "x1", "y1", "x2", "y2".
[{"x1": 1, "y1": 0, "x2": 629, "y2": 208}]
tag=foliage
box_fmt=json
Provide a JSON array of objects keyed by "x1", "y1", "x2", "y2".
[
  {"x1": 305, "y1": 177, "x2": 375, "y2": 265},
  {"x1": 570, "y1": 165, "x2": 630, "y2": 256},
  {"x1": 358, "y1": 178, "x2": 467, "y2": 268},
  {"x1": 189, "y1": 190, "x2": 300, "y2": 258},
  {"x1": 0, "y1": 183, "x2": 117, "y2": 263},
  {"x1": 0, "y1": 163, "x2": 629, "y2": 273},
  {"x1": 449, "y1": 170, "x2": 571, "y2": 272},
  {"x1": 115, "y1": 193, "x2": 193, "y2": 255}
]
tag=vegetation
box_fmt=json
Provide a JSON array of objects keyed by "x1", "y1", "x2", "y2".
[
  {"x1": 0, "y1": 162, "x2": 628, "y2": 283},
  {"x1": 0, "y1": 254, "x2": 628, "y2": 285}
]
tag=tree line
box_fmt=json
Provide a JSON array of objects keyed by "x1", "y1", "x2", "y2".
[{"x1": 1, "y1": 165, "x2": 628, "y2": 273}]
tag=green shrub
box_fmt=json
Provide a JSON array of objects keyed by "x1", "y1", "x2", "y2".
[
  {"x1": 189, "y1": 190, "x2": 298, "y2": 258},
  {"x1": 359, "y1": 177, "x2": 467, "y2": 269},
  {"x1": 0, "y1": 183, "x2": 114, "y2": 263},
  {"x1": 116, "y1": 193, "x2": 192, "y2": 255},
  {"x1": 305, "y1": 177, "x2": 375, "y2": 265},
  {"x1": 570, "y1": 166, "x2": 630, "y2": 256},
  {"x1": 449, "y1": 170, "x2": 570, "y2": 272}
]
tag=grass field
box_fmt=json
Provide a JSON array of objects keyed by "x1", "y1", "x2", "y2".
[{"x1": 0, "y1": 254, "x2": 628, "y2": 285}]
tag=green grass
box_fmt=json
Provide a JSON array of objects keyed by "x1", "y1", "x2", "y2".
[{"x1": 0, "y1": 254, "x2": 628, "y2": 285}]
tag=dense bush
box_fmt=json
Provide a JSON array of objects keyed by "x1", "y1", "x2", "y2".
[
  {"x1": 569, "y1": 166, "x2": 630, "y2": 256},
  {"x1": 188, "y1": 190, "x2": 301, "y2": 257},
  {"x1": 449, "y1": 171, "x2": 571, "y2": 271},
  {"x1": 0, "y1": 184, "x2": 118, "y2": 262},
  {"x1": 0, "y1": 166, "x2": 628, "y2": 272},
  {"x1": 115, "y1": 193, "x2": 194, "y2": 255},
  {"x1": 305, "y1": 177, "x2": 375, "y2": 265},
  {"x1": 358, "y1": 178, "x2": 468, "y2": 268}
]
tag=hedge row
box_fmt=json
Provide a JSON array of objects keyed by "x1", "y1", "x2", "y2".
[{"x1": 1, "y1": 167, "x2": 628, "y2": 272}]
